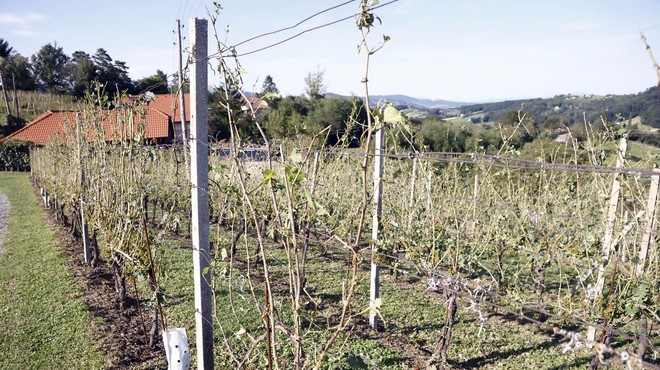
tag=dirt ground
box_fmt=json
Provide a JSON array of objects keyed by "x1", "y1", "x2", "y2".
[{"x1": 36, "y1": 187, "x2": 167, "y2": 369}]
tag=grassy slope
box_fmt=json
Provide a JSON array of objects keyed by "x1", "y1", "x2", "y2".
[{"x1": 0, "y1": 172, "x2": 106, "y2": 369}]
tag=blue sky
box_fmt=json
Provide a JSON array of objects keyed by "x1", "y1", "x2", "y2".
[{"x1": 1, "y1": 0, "x2": 659, "y2": 102}]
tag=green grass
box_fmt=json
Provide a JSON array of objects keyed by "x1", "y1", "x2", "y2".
[
  {"x1": 0, "y1": 172, "x2": 106, "y2": 369},
  {"x1": 152, "y1": 228, "x2": 603, "y2": 369},
  {"x1": 600, "y1": 139, "x2": 660, "y2": 165}
]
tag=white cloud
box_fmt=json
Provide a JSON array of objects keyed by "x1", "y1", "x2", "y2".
[{"x1": 0, "y1": 12, "x2": 47, "y2": 26}]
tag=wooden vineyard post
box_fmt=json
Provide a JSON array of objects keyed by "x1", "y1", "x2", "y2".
[
  {"x1": 588, "y1": 138, "x2": 627, "y2": 341},
  {"x1": 76, "y1": 112, "x2": 91, "y2": 264},
  {"x1": 637, "y1": 168, "x2": 660, "y2": 276},
  {"x1": 370, "y1": 116, "x2": 384, "y2": 330},
  {"x1": 189, "y1": 18, "x2": 214, "y2": 370}
]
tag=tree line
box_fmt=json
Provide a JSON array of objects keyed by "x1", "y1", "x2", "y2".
[
  {"x1": 0, "y1": 38, "x2": 170, "y2": 98},
  {"x1": 210, "y1": 70, "x2": 369, "y2": 146}
]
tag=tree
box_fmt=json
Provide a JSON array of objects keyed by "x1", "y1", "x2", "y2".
[
  {"x1": 0, "y1": 38, "x2": 14, "y2": 119},
  {"x1": 0, "y1": 54, "x2": 36, "y2": 91},
  {"x1": 209, "y1": 86, "x2": 260, "y2": 142},
  {"x1": 260, "y1": 75, "x2": 279, "y2": 98},
  {"x1": 264, "y1": 96, "x2": 306, "y2": 138},
  {"x1": 306, "y1": 97, "x2": 366, "y2": 145},
  {"x1": 112, "y1": 60, "x2": 135, "y2": 94},
  {"x1": 135, "y1": 70, "x2": 170, "y2": 94},
  {"x1": 303, "y1": 67, "x2": 327, "y2": 99},
  {"x1": 30, "y1": 43, "x2": 71, "y2": 93},
  {"x1": 0, "y1": 38, "x2": 13, "y2": 59},
  {"x1": 70, "y1": 51, "x2": 96, "y2": 97},
  {"x1": 92, "y1": 48, "x2": 135, "y2": 96}
]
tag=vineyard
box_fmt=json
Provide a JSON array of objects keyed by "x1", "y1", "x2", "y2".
[
  {"x1": 8, "y1": 2, "x2": 660, "y2": 369},
  {"x1": 27, "y1": 90, "x2": 660, "y2": 368}
]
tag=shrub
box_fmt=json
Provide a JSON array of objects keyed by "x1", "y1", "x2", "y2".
[{"x1": 0, "y1": 140, "x2": 31, "y2": 171}]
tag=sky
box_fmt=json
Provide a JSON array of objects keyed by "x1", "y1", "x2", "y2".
[{"x1": 1, "y1": 0, "x2": 660, "y2": 103}]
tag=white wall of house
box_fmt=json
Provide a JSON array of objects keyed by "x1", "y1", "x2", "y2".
[{"x1": 173, "y1": 122, "x2": 189, "y2": 144}]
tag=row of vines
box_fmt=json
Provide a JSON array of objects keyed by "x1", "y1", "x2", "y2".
[
  {"x1": 29, "y1": 103, "x2": 660, "y2": 369},
  {"x1": 27, "y1": 2, "x2": 659, "y2": 369}
]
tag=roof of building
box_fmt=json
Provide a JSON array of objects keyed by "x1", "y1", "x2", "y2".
[
  {"x1": 148, "y1": 93, "x2": 190, "y2": 123},
  {"x1": 101, "y1": 108, "x2": 171, "y2": 142},
  {"x1": 241, "y1": 96, "x2": 269, "y2": 111},
  {"x1": 0, "y1": 93, "x2": 189, "y2": 145},
  {"x1": 1, "y1": 110, "x2": 77, "y2": 145}
]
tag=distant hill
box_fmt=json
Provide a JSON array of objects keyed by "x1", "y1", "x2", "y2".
[
  {"x1": 326, "y1": 93, "x2": 469, "y2": 109},
  {"x1": 456, "y1": 86, "x2": 660, "y2": 128}
]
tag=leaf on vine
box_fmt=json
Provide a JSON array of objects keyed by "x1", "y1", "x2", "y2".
[
  {"x1": 290, "y1": 149, "x2": 303, "y2": 165},
  {"x1": 369, "y1": 297, "x2": 382, "y2": 316},
  {"x1": 315, "y1": 202, "x2": 329, "y2": 217},
  {"x1": 262, "y1": 168, "x2": 276, "y2": 182},
  {"x1": 234, "y1": 327, "x2": 246, "y2": 339},
  {"x1": 383, "y1": 104, "x2": 404, "y2": 125},
  {"x1": 347, "y1": 354, "x2": 368, "y2": 369}
]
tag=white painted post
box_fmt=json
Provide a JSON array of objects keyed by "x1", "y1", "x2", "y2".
[
  {"x1": 163, "y1": 328, "x2": 191, "y2": 370},
  {"x1": 637, "y1": 169, "x2": 660, "y2": 276},
  {"x1": 471, "y1": 174, "x2": 479, "y2": 233},
  {"x1": 473, "y1": 174, "x2": 479, "y2": 218},
  {"x1": 370, "y1": 117, "x2": 384, "y2": 330},
  {"x1": 407, "y1": 155, "x2": 417, "y2": 231},
  {"x1": 189, "y1": 18, "x2": 213, "y2": 370},
  {"x1": 426, "y1": 169, "x2": 433, "y2": 213},
  {"x1": 588, "y1": 138, "x2": 626, "y2": 341}
]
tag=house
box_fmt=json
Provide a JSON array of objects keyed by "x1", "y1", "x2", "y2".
[
  {"x1": 240, "y1": 96, "x2": 269, "y2": 113},
  {"x1": 147, "y1": 93, "x2": 191, "y2": 143},
  {"x1": 0, "y1": 93, "x2": 190, "y2": 145}
]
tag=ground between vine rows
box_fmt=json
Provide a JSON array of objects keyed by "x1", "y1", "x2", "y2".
[
  {"x1": 34, "y1": 183, "x2": 167, "y2": 369},
  {"x1": 35, "y1": 177, "x2": 654, "y2": 369}
]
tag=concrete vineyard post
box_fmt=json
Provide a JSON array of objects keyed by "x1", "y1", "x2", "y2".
[{"x1": 370, "y1": 117, "x2": 384, "y2": 330}]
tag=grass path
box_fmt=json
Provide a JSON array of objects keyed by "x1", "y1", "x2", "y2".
[{"x1": 0, "y1": 172, "x2": 106, "y2": 369}]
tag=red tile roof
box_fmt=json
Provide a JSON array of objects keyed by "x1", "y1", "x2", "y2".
[
  {"x1": 100, "y1": 108, "x2": 171, "y2": 142},
  {"x1": 241, "y1": 96, "x2": 269, "y2": 111},
  {"x1": 0, "y1": 110, "x2": 77, "y2": 145},
  {"x1": 0, "y1": 93, "x2": 189, "y2": 145},
  {"x1": 148, "y1": 93, "x2": 190, "y2": 123}
]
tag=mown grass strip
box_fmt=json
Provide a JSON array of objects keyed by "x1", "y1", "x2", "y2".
[{"x1": 0, "y1": 172, "x2": 106, "y2": 369}]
